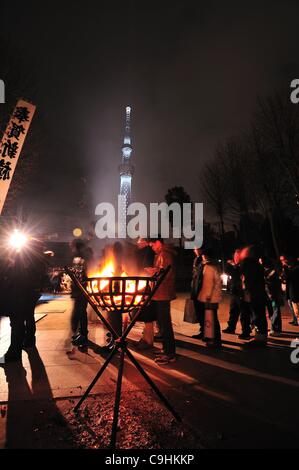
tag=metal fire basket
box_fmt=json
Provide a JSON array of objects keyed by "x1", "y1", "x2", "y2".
[{"x1": 65, "y1": 265, "x2": 181, "y2": 449}]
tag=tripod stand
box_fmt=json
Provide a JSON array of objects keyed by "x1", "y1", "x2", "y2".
[{"x1": 65, "y1": 266, "x2": 181, "y2": 448}]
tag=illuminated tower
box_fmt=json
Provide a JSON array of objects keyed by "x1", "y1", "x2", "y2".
[{"x1": 119, "y1": 106, "x2": 134, "y2": 235}]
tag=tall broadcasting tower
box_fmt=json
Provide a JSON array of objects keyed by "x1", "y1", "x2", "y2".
[{"x1": 119, "y1": 106, "x2": 134, "y2": 234}]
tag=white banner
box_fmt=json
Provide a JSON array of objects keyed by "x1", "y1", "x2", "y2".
[{"x1": 0, "y1": 99, "x2": 36, "y2": 214}]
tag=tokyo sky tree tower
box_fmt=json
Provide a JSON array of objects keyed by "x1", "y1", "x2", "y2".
[{"x1": 119, "y1": 106, "x2": 134, "y2": 235}]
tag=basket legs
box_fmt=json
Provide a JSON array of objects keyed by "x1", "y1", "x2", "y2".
[
  {"x1": 74, "y1": 347, "x2": 117, "y2": 412},
  {"x1": 74, "y1": 345, "x2": 181, "y2": 448},
  {"x1": 110, "y1": 349, "x2": 125, "y2": 449}
]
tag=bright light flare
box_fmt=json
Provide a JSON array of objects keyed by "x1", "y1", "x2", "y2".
[{"x1": 8, "y1": 230, "x2": 28, "y2": 251}]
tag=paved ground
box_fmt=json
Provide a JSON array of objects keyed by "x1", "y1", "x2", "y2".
[{"x1": 0, "y1": 293, "x2": 299, "y2": 449}]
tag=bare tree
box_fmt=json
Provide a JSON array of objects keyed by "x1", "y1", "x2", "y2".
[
  {"x1": 165, "y1": 186, "x2": 191, "y2": 251},
  {"x1": 247, "y1": 125, "x2": 283, "y2": 256},
  {"x1": 200, "y1": 147, "x2": 228, "y2": 242},
  {"x1": 254, "y1": 92, "x2": 299, "y2": 200},
  {"x1": 199, "y1": 90, "x2": 299, "y2": 256}
]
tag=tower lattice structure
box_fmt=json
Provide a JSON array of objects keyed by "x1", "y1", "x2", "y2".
[{"x1": 119, "y1": 106, "x2": 134, "y2": 235}]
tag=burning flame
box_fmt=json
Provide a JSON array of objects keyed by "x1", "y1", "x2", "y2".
[
  {"x1": 87, "y1": 257, "x2": 148, "y2": 309},
  {"x1": 89, "y1": 260, "x2": 115, "y2": 293}
]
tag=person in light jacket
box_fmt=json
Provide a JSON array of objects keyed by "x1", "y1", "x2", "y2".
[{"x1": 198, "y1": 248, "x2": 222, "y2": 347}]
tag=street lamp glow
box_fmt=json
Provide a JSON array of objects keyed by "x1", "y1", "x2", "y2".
[
  {"x1": 73, "y1": 228, "x2": 83, "y2": 238},
  {"x1": 8, "y1": 230, "x2": 28, "y2": 251}
]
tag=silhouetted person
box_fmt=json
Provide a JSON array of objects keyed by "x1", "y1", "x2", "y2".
[
  {"x1": 134, "y1": 238, "x2": 159, "y2": 349},
  {"x1": 137, "y1": 237, "x2": 155, "y2": 272},
  {"x1": 104, "y1": 242, "x2": 124, "y2": 343},
  {"x1": 280, "y1": 255, "x2": 298, "y2": 326},
  {"x1": 223, "y1": 249, "x2": 251, "y2": 339},
  {"x1": 3, "y1": 240, "x2": 48, "y2": 362},
  {"x1": 70, "y1": 239, "x2": 93, "y2": 349},
  {"x1": 287, "y1": 259, "x2": 299, "y2": 325},
  {"x1": 239, "y1": 246, "x2": 268, "y2": 346},
  {"x1": 190, "y1": 247, "x2": 205, "y2": 340},
  {"x1": 51, "y1": 270, "x2": 63, "y2": 294},
  {"x1": 260, "y1": 256, "x2": 283, "y2": 336}
]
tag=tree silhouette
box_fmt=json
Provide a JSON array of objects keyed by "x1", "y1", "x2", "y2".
[
  {"x1": 199, "y1": 90, "x2": 299, "y2": 257},
  {"x1": 165, "y1": 186, "x2": 191, "y2": 251}
]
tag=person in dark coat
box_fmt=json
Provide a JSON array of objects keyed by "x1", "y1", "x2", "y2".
[
  {"x1": 239, "y1": 246, "x2": 268, "y2": 345},
  {"x1": 137, "y1": 237, "x2": 155, "y2": 271},
  {"x1": 223, "y1": 249, "x2": 251, "y2": 339},
  {"x1": 102, "y1": 241, "x2": 125, "y2": 347},
  {"x1": 3, "y1": 240, "x2": 48, "y2": 362},
  {"x1": 288, "y1": 262, "x2": 299, "y2": 324},
  {"x1": 134, "y1": 238, "x2": 159, "y2": 349},
  {"x1": 260, "y1": 256, "x2": 283, "y2": 336},
  {"x1": 69, "y1": 239, "x2": 93, "y2": 349},
  {"x1": 190, "y1": 247, "x2": 205, "y2": 340},
  {"x1": 51, "y1": 270, "x2": 63, "y2": 294},
  {"x1": 280, "y1": 255, "x2": 298, "y2": 326}
]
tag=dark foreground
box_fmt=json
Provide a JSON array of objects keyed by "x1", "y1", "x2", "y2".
[{"x1": 1, "y1": 294, "x2": 299, "y2": 449}]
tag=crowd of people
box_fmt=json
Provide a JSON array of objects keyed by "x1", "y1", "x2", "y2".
[
  {"x1": 192, "y1": 246, "x2": 299, "y2": 349},
  {"x1": 134, "y1": 242, "x2": 299, "y2": 358},
  {"x1": 1, "y1": 233, "x2": 299, "y2": 366}
]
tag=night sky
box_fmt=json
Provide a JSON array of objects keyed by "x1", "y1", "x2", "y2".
[{"x1": 1, "y1": 0, "x2": 299, "y2": 238}]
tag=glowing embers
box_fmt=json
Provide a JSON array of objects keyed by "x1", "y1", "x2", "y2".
[{"x1": 86, "y1": 276, "x2": 151, "y2": 313}]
